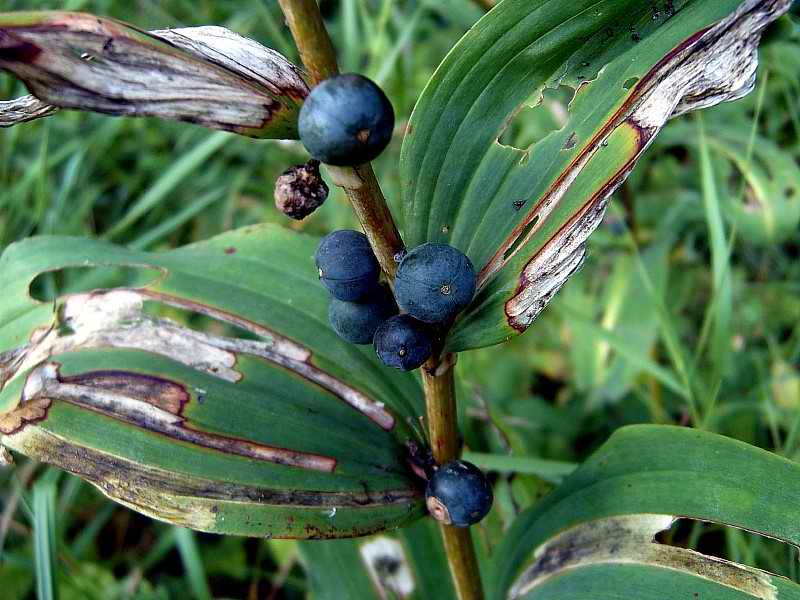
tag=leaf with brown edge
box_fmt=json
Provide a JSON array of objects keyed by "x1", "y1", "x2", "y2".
[
  {"x1": 400, "y1": 0, "x2": 792, "y2": 352},
  {"x1": 0, "y1": 12, "x2": 309, "y2": 138},
  {"x1": 488, "y1": 425, "x2": 800, "y2": 599},
  {"x1": 0, "y1": 225, "x2": 428, "y2": 538}
]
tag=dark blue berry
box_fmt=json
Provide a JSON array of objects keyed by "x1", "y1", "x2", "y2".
[
  {"x1": 299, "y1": 74, "x2": 395, "y2": 166},
  {"x1": 425, "y1": 460, "x2": 493, "y2": 527},
  {"x1": 394, "y1": 243, "x2": 477, "y2": 324},
  {"x1": 373, "y1": 315, "x2": 432, "y2": 371},
  {"x1": 328, "y1": 285, "x2": 398, "y2": 345},
  {"x1": 315, "y1": 230, "x2": 380, "y2": 301}
]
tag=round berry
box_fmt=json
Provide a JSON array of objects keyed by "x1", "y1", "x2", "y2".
[
  {"x1": 425, "y1": 460, "x2": 493, "y2": 527},
  {"x1": 328, "y1": 285, "x2": 398, "y2": 345},
  {"x1": 299, "y1": 74, "x2": 395, "y2": 166},
  {"x1": 394, "y1": 243, "x2": 477, "y2": 324},
  {"x1": 315, "y1": 230, "x2": 380, "y2": 302},
  {"x1": 373, "y1": 315, "x2": 432, "y2": 371}
]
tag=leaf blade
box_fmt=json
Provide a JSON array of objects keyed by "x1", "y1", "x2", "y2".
[
  {"x1": 0, "y1": 12, "x2": 308, "y2": 138},
  {"x1": 0, "y1": 226, "x2": 428, "y2": 538},
  {"x1": 400, "y1": 0, "x2": 791, "y2": 351}
]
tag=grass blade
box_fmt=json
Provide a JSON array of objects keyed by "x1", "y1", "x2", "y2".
[
  {"x1": 33, "y1": 476, "x2": 59, "y2": 600},
  {"x1": 174, "y1": 528, "x2": 212, "y2": 600},
  {"x1": 104, "y1": 132, "x2": 230, "y2": 239}
]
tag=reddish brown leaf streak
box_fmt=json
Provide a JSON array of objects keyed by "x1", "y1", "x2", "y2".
[
  {"x1": 137, "y1": 289, "x2": 397, "y2": 430},
  {"x1": 11, "y1": 426, "x2": 420, "y2": 510},
  {"x1": 0, "y1": 29, "x2": 42, "y2": 63},
  {"x1": 505, "y1": 122, "x2": 648, "y2": 332},
  {"x1": 60, "y1": 370, "x2": 189, "y2": 414},
  {"x1": 477, "y1": 26, "x2": 713, "y2": 289},
  {"x1": 138, "y1": 289, "x2": 312, "y2": 361},
  {"x1": 0, "y1": 398, "x2": 52, "y2": 435},
  {"x1": 48, "y1": 366, "x2": 338, "y2": 472}
]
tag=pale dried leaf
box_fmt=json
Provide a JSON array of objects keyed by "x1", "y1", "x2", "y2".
[
  {"x1": 0, "y1": 94, "x2": 57, "y2": 127},
  {"x1": 0, "y1": 12, "x2": 308, "y2": 137}
]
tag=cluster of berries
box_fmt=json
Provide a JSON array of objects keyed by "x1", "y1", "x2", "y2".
[
  {"x1": 315, "y1": 232, "x2": 476, "y2": 371},
  {"x1": 298, "y1": 73, "x2": 493, "y2": 525},
  {"x1": 300, "y1": 73, "x2": 477, "y2": 370}
]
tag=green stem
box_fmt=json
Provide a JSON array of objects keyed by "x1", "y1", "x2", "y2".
[
  {"x1": 277, "y1": 0, "x2": 404, "y2": 278},
  {"x1": 422, "y1": 354, "x2": 485, "y2": 600}
]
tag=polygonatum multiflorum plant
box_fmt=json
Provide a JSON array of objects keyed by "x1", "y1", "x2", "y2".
[{"x1": 0, "y1": 1, "x2": 797, "y2": 599}]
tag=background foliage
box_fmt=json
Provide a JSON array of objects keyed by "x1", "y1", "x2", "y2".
[{"x1": 0, "y1": 0, "x2": 798, "y2": 598}]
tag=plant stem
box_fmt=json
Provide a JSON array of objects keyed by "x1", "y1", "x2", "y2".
[
  {"x1": 279, "y1": 2, "x2": 482, "y2": 596},
  {"x1": 422, "y1": 355, "x2": 485, "y2": 600},
  {"x1": 277, "y1": 0, "x2": 404, "y2": 278},
  {"x1": 276, "y1": 0, "x2": 338, "y2": 84}
]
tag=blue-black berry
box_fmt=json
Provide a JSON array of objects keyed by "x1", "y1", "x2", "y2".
[
  {"x1": 328, "y1": 285, "x2": 398, "y2": 345},
  {"x1": 425, "y1": 460, "x2": 493, "y2": 527},
  {"x1": 299, "y1": 74, "x2": 395, "y2": 166},
  {"x1": 394, "y1": 243, "x2": 477, "y2": 324},
  {"x1": 315, "y1": 230, "x2": 380, "y2": 302},
  {"x1": 373, "y1": 315, "x2": 432, "y2": 371}
]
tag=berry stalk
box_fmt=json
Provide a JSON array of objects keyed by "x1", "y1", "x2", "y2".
[
  {"x1": 277, "y1": 0, "x2": 404, "y2": 279},
  {"x1": 423, "y1": 354, "x2": 485, "y2": 600}
]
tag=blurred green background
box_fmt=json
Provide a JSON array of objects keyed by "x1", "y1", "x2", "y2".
[{"x1": 0, "y1": 1, "x2": 798, "y2": 598}]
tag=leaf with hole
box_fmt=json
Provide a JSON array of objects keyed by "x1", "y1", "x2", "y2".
[
  {"x1": 0, "y1": 225, "x2": 429, "y2": 538},
  {"x1": 400, "y1": 0, "x2": 792, "y2": 351}
]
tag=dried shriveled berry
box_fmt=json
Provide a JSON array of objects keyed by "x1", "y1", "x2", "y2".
[
  {"x1": 395, "y1": 243, "x2": 477, "y2": 324},
  {"x1": 425, "y1": 460, "x2": 493, "y2": 527},
  {"x1": 315, "y1": 230, "x2": 380, "y2": 302},
  {"x1": 299, "y1": 73, "x2": 395, "y2": 166},
  {"x1": 373, "y1": 315, "x2": 432, "y2": 371},
  {"x1": 274, "y1": 159, "x2": 329, "y2": 220},
  {"x1": 328, "y1": 285, "x2": 398, "y2": 345}
]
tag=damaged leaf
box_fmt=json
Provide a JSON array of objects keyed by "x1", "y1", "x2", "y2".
[
  {"x1": 399, "y1": 0, "x2": 791, "y2": 351},
  {"x1": 0, "y1": 94, "x2": 57, "y2": 127},
  {"x1": 489, "y1": 425, "x2": 800, "y2": 599},
  {"x1": 0, "y1": 225, "x2": 428, "y2": 538},
  {"x1": 0, "y1": 12, "x2": 309, "y2": 138},
  {"x1": 300, "y1": 518, "x2": 458, "y2": 600}
]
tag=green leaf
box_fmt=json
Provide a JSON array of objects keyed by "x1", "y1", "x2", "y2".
[
  {"x1": 0, "y1": 12, "x2": 308, "y2": 138},
  {"x1": 300, "y1": 518, "x2": 458, "y2": 600},
  {"x1": 400, "y1": 0, "x2": 791, "y2": 351},
  {"x1": 0, "y1": 225, "x2": 428, "y2": 538},
  {"x1": 174, "y1": 529, "x2": 212, "y2": 600},
  {"x1": 489, "y1": 425, "x2": 800, "y2": 599},
  {"x1": 33, "y1": 476, "x2": 59, "y2": 600}
]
